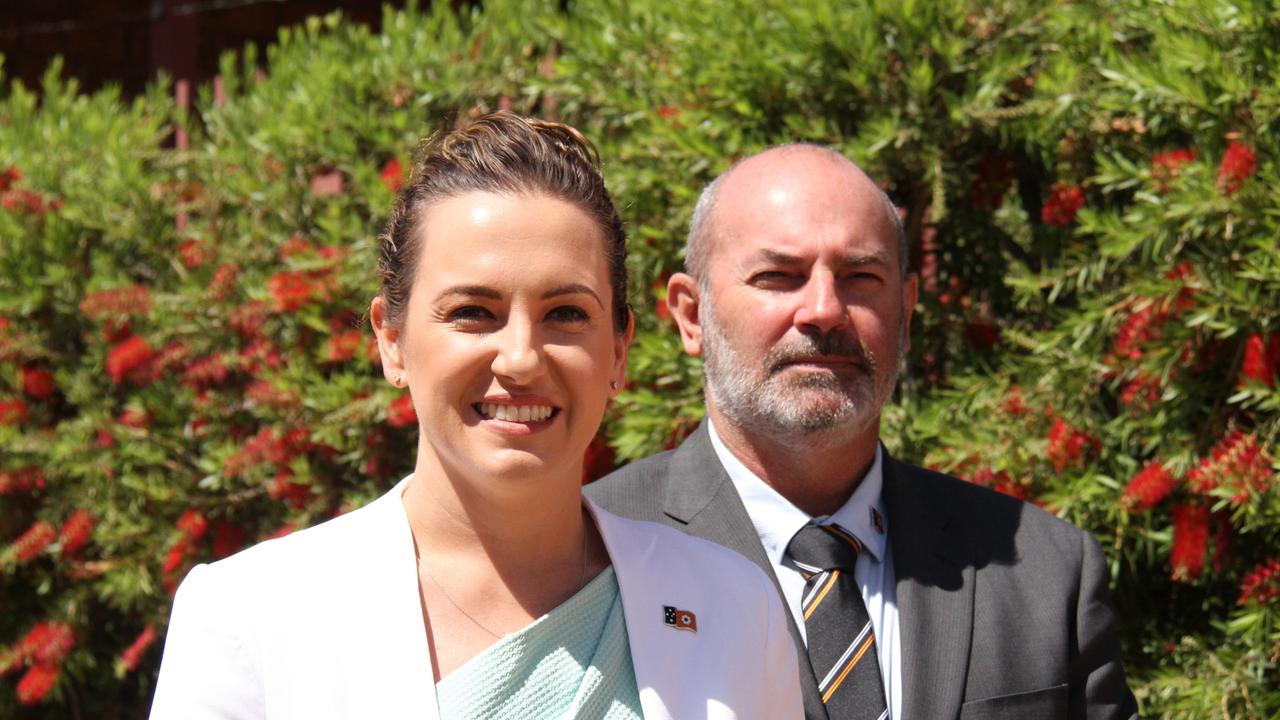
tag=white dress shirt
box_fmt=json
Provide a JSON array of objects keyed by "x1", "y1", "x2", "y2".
[{"x1": 708, "y1": 419, "x2": 902, "y2": 719}]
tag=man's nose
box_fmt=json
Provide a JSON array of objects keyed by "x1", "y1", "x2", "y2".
[{"x1": 792, "y1": 272, "x2": 847, "y2": 333}]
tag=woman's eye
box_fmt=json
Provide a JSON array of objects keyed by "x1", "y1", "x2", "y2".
[
  {"x1": 446, "y1": 305, "x2": 496, "y2": 324},
  {"x1": 546, "y1": 306, "x2": 590, "y2": 323}
]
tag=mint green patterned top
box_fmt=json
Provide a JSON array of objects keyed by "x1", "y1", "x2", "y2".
[{"x1": 434, "y1": 566, "x2": 643, "y2": 720}]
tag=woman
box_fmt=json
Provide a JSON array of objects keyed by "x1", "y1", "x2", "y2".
[{"x1": 150, "y1": 113, "x2": 801, "y2": 719}]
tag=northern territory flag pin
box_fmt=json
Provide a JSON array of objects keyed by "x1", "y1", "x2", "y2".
[{"x1": 663, "y1": 605, "x2": 698, "y2": 633}]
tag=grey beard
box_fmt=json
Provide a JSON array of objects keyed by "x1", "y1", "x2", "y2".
[{"x1": 700, "y1": 296, "x2": 903, "y2": 438}]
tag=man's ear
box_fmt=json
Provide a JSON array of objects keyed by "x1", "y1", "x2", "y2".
[
  {"x1": 667, "y1": 272, "x2": 704, "y2": 356},
  {"x1": 902, "y1": 272, "x2": 919, "y2": 353},
  {"x1": 370, "y1": 296, "x2": 406, "y2": 385}
]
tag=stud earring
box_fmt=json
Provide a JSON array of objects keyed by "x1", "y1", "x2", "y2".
[{"x1": 609, "y1": 380, "x2": 619, "y2": 390}]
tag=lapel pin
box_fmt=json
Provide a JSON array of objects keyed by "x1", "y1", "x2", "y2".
[
  {"x1": 870, "y1": 507, "x2": 885, "y2": 535},
  {"x1": 663, "y1": 605, "x2": 698, "y2": 633}
]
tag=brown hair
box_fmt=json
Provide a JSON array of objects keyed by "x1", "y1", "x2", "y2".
[{"x1": 377, "y1": 112, "x2": 630, "y2": 331}]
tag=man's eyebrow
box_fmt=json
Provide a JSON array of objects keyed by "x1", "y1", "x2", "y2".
[
  {"x1": 543, "y1": 283, "x2": 604, "y2": 308},
  {"x1": 836, "y1": 251, "x2": 892, "y2": 268},
  {"x1": 433, "y1": 285, "x2": 502, "y2": 302},
  {"x1": 754, "y1": 249, "x2": 805, "y2": 265}
]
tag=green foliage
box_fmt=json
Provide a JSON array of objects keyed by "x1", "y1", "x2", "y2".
[{"x1": 0, "y1": 0, "x2": 1276, "y2": 716}]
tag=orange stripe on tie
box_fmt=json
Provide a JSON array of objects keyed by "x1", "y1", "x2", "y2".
[
  {"x1": 821, "y1": 632, "x2": 876, "y2": 703},
  {"x1": 821, "y1": 524, "x2": 861, "y2": 554},
  {"x1": 803, "y1": 570, "x2": 840, "y2": 620}
]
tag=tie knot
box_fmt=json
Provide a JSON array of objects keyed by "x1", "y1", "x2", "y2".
[{"x1": 786, "y1": 523, "x2": 861, "y2": 572}]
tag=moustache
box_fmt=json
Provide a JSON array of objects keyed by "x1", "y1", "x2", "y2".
[{"x1": 765, "y1": 331, "x2": 873, "y2": 375}]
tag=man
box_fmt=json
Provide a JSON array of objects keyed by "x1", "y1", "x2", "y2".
[{"x1": 586, "y1": 145, "x2": 1138, "y2": 719}]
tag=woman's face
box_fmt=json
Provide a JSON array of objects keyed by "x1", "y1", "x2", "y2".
[{"x1": 372, "y1": 191, "x2": 631, "y2": 485}]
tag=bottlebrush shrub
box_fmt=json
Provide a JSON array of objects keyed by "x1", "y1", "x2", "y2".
[{"x1": 1, "y1": 0, "x2": 1278, "y2": 717}]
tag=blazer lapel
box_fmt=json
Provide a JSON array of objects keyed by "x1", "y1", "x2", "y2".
[
  {"x1": 661, "y1": 423, "x2": 826, "y2": 719},
  {"x1": 882, "y1": 455, "x2": 974, "y2": 720}
]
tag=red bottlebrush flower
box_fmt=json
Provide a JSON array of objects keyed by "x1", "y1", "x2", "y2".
[
  {"x1": 119, "y1": 625, "x2": 157, "y2": 672},
  {"x1": 24, "y1": 622, "x2": 75, "y2": 664},
  {"x1": 105, "y1": 336, "x2": 155, "y2": 384},
  {"x1": 1187, "y1": 430, "x2": 1272, "y2": 503},
  {"x1": 269, "y1": 469, "x2": 311, "y2": 509},
  {"x1": 1150, "y1": 148, "x2": 1195, "y2": 190},
  {"x1": 279, "y1": 234, "x2": 313, "y2": 259},
  {"x1": 267, "y1": 523, "x2": 297, "y2": 540},
  {"x1": 387, "y1": 393, "x2": 417, "y2": 428},
  {"x1": 1041, "y1": 183, "x2": 1086, "y2": 226},
  {"x1": 1120, "y1": 460, "x2": 1177, "y2": 512},
  {"x1": 324, "y1": 329, "x2": 363, "y2": 363},
  {"x1": 79, "y1": 284, "x2": 152, "y2": 321},
  {"x1": 15, "y1": 663, "x2": 58, "y2": 705},
  {"x1": 21, "y1": 367, "x2": 54, "y2": 399},
  {"x1": 1239, "y1": 333, "x2": 1274, "y2": 386},
  {"x1": 1106, "y1": 303, "x2": 1168, "y2": 369},
  {"x1": 182, "y1": 353, "x2": 229, "y2": 389},
  {"x1": 582, "y1": 433, "x2": 617, "y2": 484},
  {"x1": 969, "y1": 467, "x2": 1029, "y2": 500},
  {"x1": 657, "y1": 105, "x2": 681, "y2": 119},
  {"x1": 119, "y1": 407, "x2": 151, "y2": 429},
  {"x1": 0, "y1": 398, "x2": 29, "y2": 425},
  {"x1": 1170, "y1": 503, "x2": 1209, "y2": 582},
  {"x1": 968, "y1": 153, "x2": 1014, "y2": 211},
  {"x1": 1238, "y1": 558, "x2": 1280, "y2": 605},
  {"x1": 176, "y1": 509, "x2": 209, "y2": 541},
  {"x1": 1, "y1": 188, "x2": 54, "y2": 215},
  {"x1": 1045, "y1": 418, "x2": 1101, "y2": 472},
  {"x1": 1119, "y1": 372, "x2": 1162, "y2": 410},
  {"x1": 178, "y1": 238, "x2": 213, "y2": 269},
  {"x1": 96, "y1": 428, "x2": 115, "y2": 449},
  {"x1": 58, "y1": 510, "x2": 94, "y2": 556},
  {"x1": 11, "y1": 520, "x2": 56, "y2": 562},
  {"x1": 246, "y1": 380, "x2": 299, "y2": 410},
  {"x1": 0, "y1": 166, "x2": 20, "y2": 191},
  {"x1": 212, "y1": 522, "x2": 247, "y2": 560},
  {"x1": 1001, "y1": 386, "x2": 1028, "y2": 417},
  {"x1": 0, "y1": 467, "x2": 46, "y2": 494},
  {"x1": 268, "y1": 271, "x2": 323, "y2": 312},
  {"x1": 1217, "y1": 140, "x2": 1257, "y2": 194},
  {"x1": 230, "y1": 300, "x2": 270, "y2": 339},
  {"x1": 962, "y1": 319, "x2": 1000, "y2": 352},
  {"x1": 163, "y1": 538, "x2": 190, "y2": 576},
  {"x1": 380, "y1": 158, "x2": 405, "y2": 194},
  {"x1": 208, "y1": 262, "x2": 240, "y2": 301}
]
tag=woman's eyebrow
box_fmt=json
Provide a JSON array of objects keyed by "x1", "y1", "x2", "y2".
[
  {"x1": 434, "y1": 285, "x2": 502, "y2": 302},
  {"x1": 543, "y1": 283, "x2": 604, "y2": 308}
]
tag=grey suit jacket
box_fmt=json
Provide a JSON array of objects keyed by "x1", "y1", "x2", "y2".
[{"x1": 585, "y1": 422, "x2": 1139, "y2": 720}]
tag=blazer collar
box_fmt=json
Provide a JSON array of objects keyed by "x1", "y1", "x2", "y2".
[
  {"x1": 660, "y1": 420, "x2": 826, "y2": 719},
  {"x1": 881, "y1": 453, "x2": 974, "y2": 720}
]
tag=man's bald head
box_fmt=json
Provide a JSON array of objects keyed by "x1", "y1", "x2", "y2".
[{"x1": 685, "y1": 144, "x2": 907, "y2": 283}]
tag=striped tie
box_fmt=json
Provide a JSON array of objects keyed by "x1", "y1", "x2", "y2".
[{"x1": 786, "y1": 522, "x2": 888, "y2": 720}]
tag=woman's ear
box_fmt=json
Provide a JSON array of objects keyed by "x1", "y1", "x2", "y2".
[
  {"x1": 667, "y1": 273, "x2": 704, "y2": 356},
  {"x1": 370, "y1": 296, "x2": 406, "y2": 386},
  {"x1": 610, "y1": 307, "x2": 636, "y2": 396}
]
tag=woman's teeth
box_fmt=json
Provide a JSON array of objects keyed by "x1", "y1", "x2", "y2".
[{"x1": 478, "y1": 403, "x2": 554, "y2": 422}]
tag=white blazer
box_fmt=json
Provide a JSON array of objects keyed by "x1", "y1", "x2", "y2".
[{"x1": 150, "y1": 477, "x2": 802, "y2": 719}]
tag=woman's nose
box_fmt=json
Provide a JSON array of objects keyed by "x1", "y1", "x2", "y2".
[{"x1": 490, "y1": 318, "x2": 545, "y2": 383}]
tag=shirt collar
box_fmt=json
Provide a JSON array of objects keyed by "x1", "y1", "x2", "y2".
[{"x1": 707, "y1": 418, "x2": 888, "y2": 565}]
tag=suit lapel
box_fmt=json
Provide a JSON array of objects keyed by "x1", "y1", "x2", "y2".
[
  {"x1": 882, "y1": 455, "x2": 974, "y2": 720},
  {"x1": 662, "y1": 423, "x2": 827, "y2": 719}
]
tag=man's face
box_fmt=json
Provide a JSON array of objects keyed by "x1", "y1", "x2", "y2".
[{"x1": 690, "y1": 150, "x2": 915, "y2": 439}]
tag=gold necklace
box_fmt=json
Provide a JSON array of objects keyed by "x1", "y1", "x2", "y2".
[{"x1": 417, "y1": 525, "x2": 589, "y2": 639}]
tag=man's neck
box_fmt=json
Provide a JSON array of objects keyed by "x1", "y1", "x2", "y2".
[{"x1": 707, "y1": 407, "x2": 880, "y2": 517}]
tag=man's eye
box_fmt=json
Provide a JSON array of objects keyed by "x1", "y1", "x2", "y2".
[
  {"x1": 750, "y1": 271, "x2": 799, "y2": 288},
  {"x1": 547, "y1": 306, "x2": 590, "y2": 323}
]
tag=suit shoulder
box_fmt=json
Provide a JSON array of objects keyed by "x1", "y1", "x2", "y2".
[
  {"x1": 583, "y1": 448, "x2": 677, "y2": 518},
  {"x1": 894, "y1": 462, "x2": 1095, "y2": 554}
]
